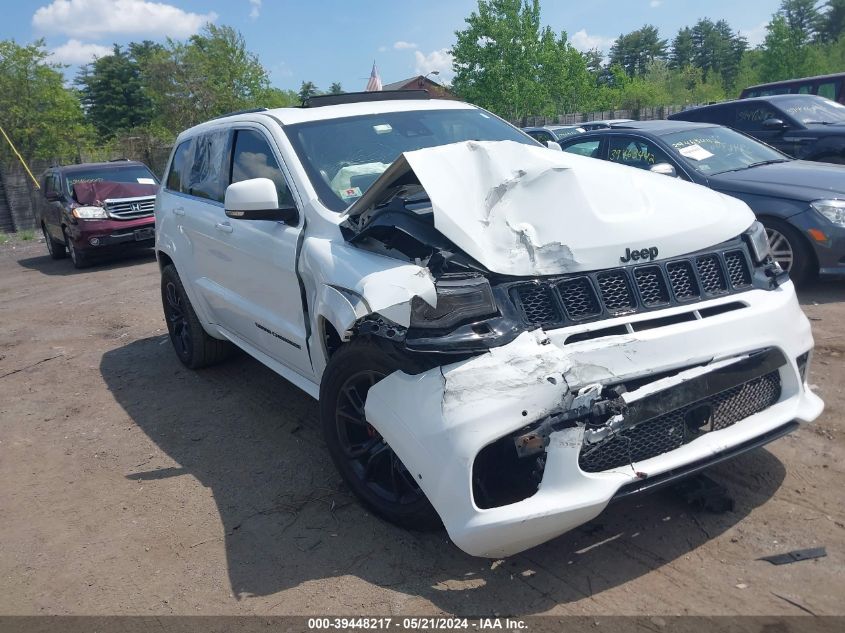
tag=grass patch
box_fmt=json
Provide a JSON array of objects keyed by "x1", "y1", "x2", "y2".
[
  {"x1": 18, "y1": 229, "x2": 35, "y2": 241},
  {"x1": 0, "y1": 233, "x2": 9, "y2": 244}
]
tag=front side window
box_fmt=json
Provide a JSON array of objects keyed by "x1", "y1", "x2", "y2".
[
  {"x1": 528, "y1": 130, "x2": 554, "y2": 143},
  {"x1": 166, "y1": 141, "x2": 191, "y2": 193},
  {"x1": 285, "y1": 108, "x2": 534, "y2": 212},
  {"x1": 663, "y1": 126, "x2": 788, "y2": 175},
  {"x1": 230, "y1": 129, "x2": 293, "y2": 206},
  {"x1": 734, "y1": 102, "x2": 782, "y2": 131},
  {"x1": 607, "y1": 136, "x2": 672, "y2": 169}
]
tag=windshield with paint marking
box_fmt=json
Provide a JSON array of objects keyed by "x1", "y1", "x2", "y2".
[
  {"x1": 663, "y1": 127, "x2": 788, "y2": 175},
  {"x1": 285, "y1": 109, "x2": 536, "y2": 212}
]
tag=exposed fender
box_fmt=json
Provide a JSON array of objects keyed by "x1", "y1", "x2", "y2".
[{"x1": 317, "y1": 285, "x2": 370, "y2": 342}]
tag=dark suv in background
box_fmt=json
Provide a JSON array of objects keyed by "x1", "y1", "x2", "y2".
[
  {"x1": 37, "y1": 160, "x2": 159, "y2": 268},
  {"x1": 669, "y1": 94, "x2": 845, "y2": 164}
]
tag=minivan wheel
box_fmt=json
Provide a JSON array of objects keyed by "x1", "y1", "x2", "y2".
[
  {"x1": 762, "y1": 219, "x2": 815, "y2": 287},
  {"x1": 63, "y1": 228, "x2": 88, "y2": 268},
  {"x1": 320, "y1": 340, "x2": 441, "y2": 531},
  {"x1": 43, "y1": 224, "x2": 66, "y2": 259},
  {"x1": 160, "y1": 265, "x2": 232, "y2": 369}
]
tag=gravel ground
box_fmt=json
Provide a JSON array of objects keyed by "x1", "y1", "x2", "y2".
[{"x1": 0, "y1": 238, "x2": 843, "y2": 616}]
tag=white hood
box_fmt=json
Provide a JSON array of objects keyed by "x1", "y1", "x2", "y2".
[{"x1": 345, "y1": 140, "x2": 755, "y2": 277}]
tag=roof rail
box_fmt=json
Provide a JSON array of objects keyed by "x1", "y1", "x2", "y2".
[
  {"x1": 108, "y1": 157, "x2": 131, "y2": 162},
  {"x1": 210, "y1": 107, "x2": 269, "y2": 120},
  {"x1": 304, "y1": 90, "x2": 430, "y2": 108}
]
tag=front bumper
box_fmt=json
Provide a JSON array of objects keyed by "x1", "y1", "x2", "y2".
[
  {"x1": 67, "y1": 216, "x2": 156, "y2": 252},
  {"x1": 789, "y1": 211, "x2": 845, "y2": 278},
  {"x1": 364, "y1": 281, "x2": 823, "y2": 557}
]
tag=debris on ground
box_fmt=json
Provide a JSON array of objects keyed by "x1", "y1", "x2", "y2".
[{"x1": 758, "y1": 546, "x2": 827, "y2": 565}]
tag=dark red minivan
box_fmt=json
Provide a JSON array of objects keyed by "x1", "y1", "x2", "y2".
[{"x1": 37, "y1": 160, "x2": 159, "y2": 268}]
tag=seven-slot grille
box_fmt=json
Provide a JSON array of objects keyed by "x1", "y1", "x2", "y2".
[
  {"x1": 578, "y1": 370, "x2": 781, "y2": 472},
  {"x1": 513, "y1": 248, "x2": 753, "y2": 328},
  {"x1": 105, "y1": 196, "x2": 155, "y2": 219}
]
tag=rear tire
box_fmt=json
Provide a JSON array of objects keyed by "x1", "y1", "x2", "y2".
[
  {"x1": 160, "y1": 264, "x2": 232, "y2": 369},
  {"x1": 320, "y1": 340, "x2": 441, "y2": 531},
  {"x1": 761, "y1": 218, "x2": 815, "y2": 287},
  {"x1": 43, "y1": 224, "x2": 66, "y2": 259}
]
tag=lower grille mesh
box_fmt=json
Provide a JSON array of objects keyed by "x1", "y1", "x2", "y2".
[{"x1": 578, "y1": 370, "x2": 782, "y2": 473}]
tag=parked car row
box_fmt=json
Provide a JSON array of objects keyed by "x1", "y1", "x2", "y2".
[{"x1": 557, "y1": 119, "x2": 845, "y2": 285}]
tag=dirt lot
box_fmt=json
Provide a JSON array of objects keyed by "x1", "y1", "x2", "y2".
[{"x1": 0, "y1": 238, "x2": 843, "y2": 617}]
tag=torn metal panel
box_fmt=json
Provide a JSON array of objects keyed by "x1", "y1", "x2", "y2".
[{"x1": 345, "y1": 140, "x2": 755, "y2": 276}]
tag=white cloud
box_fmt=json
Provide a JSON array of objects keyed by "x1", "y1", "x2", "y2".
[
  {"x1": 650, "y1": 0, "x2": 662, "y2": 7},
  {"x1": 569, "y1": 29, "x2": 614, "y2": 53},
  {"x1": 740, "y1": 21, "x2": 768, "y2": 47},
  {"x1": 393, "y1": 41, "x2": 418, "y2": 50},
  {"x1": 413, "y1": 48, "x2": 453, "y2": 81},
  {"x1": 49, "y1": 38, "x2": 112, "y2": 64},
  {"x1": 248, "y1": 0, "x2": 261, "y2": 19},
  {"x1": 378, "y1": 45, "x2": 388, "y2": 53},
  {"x1": 32, "y1": 0, "x2": 217, "y2": 39}
]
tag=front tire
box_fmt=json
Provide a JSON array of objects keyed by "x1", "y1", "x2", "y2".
[
  {"x1": 320, "y1": 340, "x2": 441, "y2": 531},
  {"x1": 160, "y1": 265, "x2": 232, "y2": 369},
  {"x1": 762, "y1": 218, "x2": 815, "y2": 287},
  {"x1": 43, "y1": 224, "x2": 66, "y2": 259},
  {"x1": 63, "y1": 228, "x2": 88, "y2": 268}
]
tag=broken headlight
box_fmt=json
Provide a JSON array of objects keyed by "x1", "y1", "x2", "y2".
[
  {"x1": 410, "y1": 275, "x2": 497, "y2": 329},
  {"x1": 743, "y1": 220, "x2": 771, "y2": 264},
  {"x1": 72, "y1": 206, "x2": 108, "y2": 220}
]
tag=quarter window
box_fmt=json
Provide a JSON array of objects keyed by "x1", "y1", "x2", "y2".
[{"x1": 230, "y1": 129, "x2": 293, "y2": 206}]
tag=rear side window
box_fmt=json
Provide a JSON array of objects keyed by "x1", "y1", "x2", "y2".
[
  {"x1": 818, "y1": 80, "x2": 841, "y2": 100},
  {"x1": 166, "y1": 141, "x2": 191, "y2": 193},
  {"x1": 230, "y1": 129, "x2": 294, "y2": 206}
]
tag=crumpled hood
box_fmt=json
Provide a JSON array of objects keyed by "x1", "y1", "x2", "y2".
[{"x1": 345, "y1": 140, "x2": 754, "y2": 277}]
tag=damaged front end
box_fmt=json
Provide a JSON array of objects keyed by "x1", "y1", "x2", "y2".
[{"x1": 327, "y1": 141, "x2": 821, "y2": 557}]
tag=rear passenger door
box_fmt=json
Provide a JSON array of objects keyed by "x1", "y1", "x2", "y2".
[{"x1": 208, "y1": 126, "x2": 311, "y2": 375}]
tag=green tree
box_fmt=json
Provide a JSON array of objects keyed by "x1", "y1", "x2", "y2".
[
  {"x1": 451, "y1": 0, "x2": 593, "y2": 119},
  {"x1": 608, "y1": 25, "x2": 668, "y2": 76},
  {"x1": 329, "y1": 82, "x2": 344, "y2": 94},
  {"x1": 778, "y1": 0, "x2": 824, "y2": 41},
  {"x1": 298, "y1": 81, "x2": 319, "y2": 104},
  {"x1": 820, "y1": 0, "x2": 845, "y2": 41},
  {"x1": 670, "y1": 27, "x2": 695, "y2": 69},
  {"x1": 77, "y1": 45, "x2": 154, "y2": 138},
  {"x1": 0, "y1": 39, "x2": 92, "y2": 165}
]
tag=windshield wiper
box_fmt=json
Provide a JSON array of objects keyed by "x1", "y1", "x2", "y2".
[{"x1": 713, "y1": 159, "x2": 789, "y2": 175}]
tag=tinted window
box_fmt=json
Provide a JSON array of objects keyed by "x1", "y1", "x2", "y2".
[
  {"x1": 166, "y1": 141, "x2": 192, "y2": 192},
  {"x1": 818, "y1": 81, "x2": 840, "y2": 100},
  {"x1": 231, "y1": 129, "x2": 293, "y2": 206},
  {"x1": 562, "y1": 139, "x2": 601, "y2": 157},
  {"x1": 734, "y1": 102, "x2": 781, "y2": 131},
  {"x1": 607, "y1": 136, "x2": 672, "y2": 169},
  {"x1": 43, "y1": 173, "x2": 58, "y2": 196},
  {"x1": 528, "y1": 130, "x2": 554, "y2": 143}
]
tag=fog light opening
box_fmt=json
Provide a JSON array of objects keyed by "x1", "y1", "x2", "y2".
[{"x1": 89, "y1": 237, "x2": 100, "y2": 246}]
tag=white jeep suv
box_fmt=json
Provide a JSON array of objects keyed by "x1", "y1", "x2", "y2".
[{"x1": 155, "y1": 92, "x2": 823, "y2": 558}]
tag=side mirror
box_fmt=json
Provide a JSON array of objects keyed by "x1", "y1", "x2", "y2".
[
  {"x1": 224, "y1": 178, "x2": 298, "y2": 224},
  {"x1": 546, "y1": 140, "x2": 563, "y2": 151},
  {"x1": 762, "y1": 118, "x2": 788, "y2": 131},
  {"x1": 44, "y1": 190, "x2": 61, "y2": 202},
  {"x1": 649, "y1": 162, "x2": 677, "y2": 178}
]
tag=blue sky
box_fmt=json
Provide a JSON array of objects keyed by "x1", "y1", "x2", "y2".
[{"x1": 4, "y1": 0, "x2": 782, "y2": 91}]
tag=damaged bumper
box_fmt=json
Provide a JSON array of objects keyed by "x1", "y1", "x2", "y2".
[{"x1": 364, "y1": 283, "x2": 822, "y2": 557}]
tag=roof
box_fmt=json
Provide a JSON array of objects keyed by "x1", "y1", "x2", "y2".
[
  {"x1": 607, "y1": 120, "x2": 718, "y2": 135},
  {"x1": 676, "y1": 93, "x2": 827, "y2": 116},
  {"x1": 382, "y1": 75, "x2": 443, "y2": 91},
  {"x1": 58, "y1": 160, "x2": 148, "y2": 173},
  {"x1": 743, "y1": 72, "x2": 845, "y2": 91},
  {"x1": 177, "y1": 98, "x2": 475, "y2": 140}
]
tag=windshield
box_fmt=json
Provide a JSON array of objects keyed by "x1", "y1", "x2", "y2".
[
  {"x1": 663, "y1": 126, "x2": 788, "y2": 176},
  {"x1": 776, "y1": 96, "x2": 845, "y2": 124},
  {"x1": 285, "y1": 108, "x2": 536, "y2": 212},
  {"x1": 65, "y1": 165, "x2": 158, "y2": 196}
]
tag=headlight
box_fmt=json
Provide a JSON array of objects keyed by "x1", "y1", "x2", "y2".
[
  {"x1": 72, "y1": 205, "x2": 108, "y2": 219},
  {"x1": 743, "y1": 220, "x2": 771, "y2": 263},
  {"x1": 811, "y1": 199, "x2": 845, "y2": 227},
  {"x1": 410, "y1": 276, "x2": 497, "y2": 329}
]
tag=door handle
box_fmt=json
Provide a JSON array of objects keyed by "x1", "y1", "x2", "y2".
[
  {"x1": 215, "y1": 222, "x2": 233, "y2": 233},
  {"x1": 172, "y1": 206, "x2": 185, "y2": 216}
]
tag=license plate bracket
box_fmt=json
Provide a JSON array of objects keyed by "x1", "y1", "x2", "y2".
[{"x1": 134, "y1": 227, "x2": 155, "y2": 241}]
